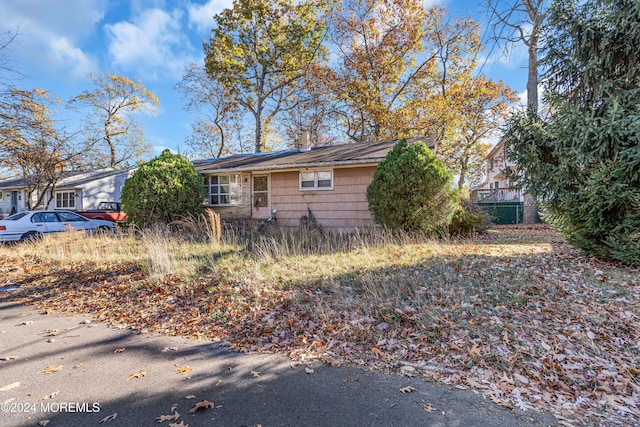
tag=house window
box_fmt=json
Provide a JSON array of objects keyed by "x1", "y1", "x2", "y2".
[
  {"x1": 55, "y1": 191, "x2": 75, "y2": 209},
  {"x1": 204, "y1": 174, "x2": 242, "y2": 206},
  {"x1": 300, "y1": 170, "x2": 333, "y2": 190},
  {"x1": 253, "y1": 176, "x2": 268, "y2": 208}
]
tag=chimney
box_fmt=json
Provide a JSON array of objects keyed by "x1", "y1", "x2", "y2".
[{"x1": 296, "y1": 130, "x2": 311, "y2": 151}]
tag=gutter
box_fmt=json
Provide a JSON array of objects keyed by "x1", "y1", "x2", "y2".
[{"x1": 197, "y1": 159, "x2": 382, "y2": 175}]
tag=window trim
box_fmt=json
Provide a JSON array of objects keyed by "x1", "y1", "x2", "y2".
[
  {"x1": 299, "y1": 169, "x2": 333, "y2": 191},
  {"x1": 55, "y1": 191, "x2": 76, "y2": 209},
  {"x1": 203, "y1": 174, "x2": 242, "y2": 206}
]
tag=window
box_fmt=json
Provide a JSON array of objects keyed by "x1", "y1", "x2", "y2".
[
  {"x1": 300, "y1": 170, "x2": 333, "y2": 190},
  {"x1": 55, "y1": 191, "x2": 75, "y2": 209},
  {"x1": 56, "y1": 211, "x2": 87, "y2": 222},
  {"x1": 32, "y1": 212, "x2": 59, "y2": 223},
  {"x1": 253, "y1": 176, "x2": 268, "y2": 208},
  {"x1": 204, "y1": 174, "x2": 242, "y2": 206}
]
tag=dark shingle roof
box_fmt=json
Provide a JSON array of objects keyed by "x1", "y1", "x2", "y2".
[{"x1": 195, "y1": 137, "x2": 434, "y2": 174}]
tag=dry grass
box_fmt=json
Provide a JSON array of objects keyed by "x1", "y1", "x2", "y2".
[{"x1": 1, "y1": 224, "x2": 639, "y2": 425}]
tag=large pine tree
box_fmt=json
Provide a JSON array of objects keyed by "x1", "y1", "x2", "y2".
[{"x1": 504, "y1": 0, "x2": 640, "y2": 265}]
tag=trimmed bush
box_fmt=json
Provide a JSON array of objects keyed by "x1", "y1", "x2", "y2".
[
  {"x1": 366, "y1": 139, "x2": 457, "y2": 234},
  {"x1": 121, "y1": 150, "x2": 205, "y2": 227}
]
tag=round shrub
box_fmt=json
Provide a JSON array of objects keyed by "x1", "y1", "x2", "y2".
[
  {"x1": 366, "y1": 139, "x2": 457, "y2": 234},
  {"x1": 121, "y1": 149, "x2": 205, "y2": 227}
]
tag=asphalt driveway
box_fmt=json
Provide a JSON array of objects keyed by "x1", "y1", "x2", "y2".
[{"x1": 0, "y1": 301, "x2": 557, "y2": 427}]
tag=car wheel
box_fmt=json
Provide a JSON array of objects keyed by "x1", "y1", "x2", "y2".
[{"x1": 20, "y1": 231, "x2": 42, "y2": 242}]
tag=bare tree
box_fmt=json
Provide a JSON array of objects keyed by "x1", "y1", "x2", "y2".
[
  {"x1": 486, "y1": 0, "x2": 549, "y2": 110},
  {"x1": 175, "y1": 63, "x2": 241, "y2": 159},
  {"x1": 0, "y1": 89, "x2": 88, "y2": 208},
  {"x1": 68, "y1": 72, "x2": 159, "y2": 168}
]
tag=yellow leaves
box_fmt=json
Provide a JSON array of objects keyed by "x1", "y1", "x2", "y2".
[
  {"x1": 174, "y1": 366, "x2": 192, "y2": 374},
  {"x1": 371, "y1": 347, "x2": 382, "y2": 357},
  {"x1": 127, "y1": 369, "x2": 147, "y2": 380},
  {"x1": 40, "y1": 365, "x2": 63, "y2": 374}
]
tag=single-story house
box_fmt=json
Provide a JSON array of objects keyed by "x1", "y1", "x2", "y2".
[
  {"x1": 194, "y1": 136, "x2": 434, "y2": 232},
  {"x1": 0, "y1": 168, "x2": 135, "y2": 216}
]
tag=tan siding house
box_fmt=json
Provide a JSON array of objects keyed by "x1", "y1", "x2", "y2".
[{"x1": 194, "y1": 138, "x2": 433, "y2": 232}]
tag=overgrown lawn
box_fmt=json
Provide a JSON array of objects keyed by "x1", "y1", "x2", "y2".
[{"x1": 1, "y1": 225, "x2": 638, "y2": 425}]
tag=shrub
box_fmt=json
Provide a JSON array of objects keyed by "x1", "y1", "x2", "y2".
[
  {"x1": 366, "y1": 139, "x2": 457, "y2": 234},
  {"x1": 121, "y1": 150, "x2": 205, "y2": 227},
  {"x1": 449, "y1": 199, "x2": 491, "y2": 237}
]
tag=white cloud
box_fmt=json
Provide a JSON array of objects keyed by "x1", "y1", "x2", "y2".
[
  {"x1": 105, "y1": 8, "x2": 198, "y2": 80},
  {"x1": 0, "y1": 0, "x2": 106, "y2": 78},
  {"x1": 187, "y1": 0, "x2": 234, "y2": 34},
  {"x1": 49, "y1": 37, "x2": 98, "y2": 78}
]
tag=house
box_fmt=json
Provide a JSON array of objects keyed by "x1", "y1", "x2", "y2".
[
  {"x1": 472, "y1": 139, "x2": 538, "y2": 224},
  {"x1": 194, "y1": 137, "x2": 434, "y2": 232},
  {"x1": 0, "y1": 168, "x2": 135, "y2": 216}
]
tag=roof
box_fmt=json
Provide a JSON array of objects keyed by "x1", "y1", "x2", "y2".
[
  {"x1": 195, "y1": 137, "x2": 435, "y2": 174},
  {"x1": 0, "y1": 168, "x2": 133, "y2": 190},
  {"x1": 486, "y1": 139, "x2": 505, "y2": 160}
]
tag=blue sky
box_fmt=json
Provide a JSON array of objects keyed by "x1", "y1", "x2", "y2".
[{"x1": 1, "y1": 0, "x2": 530, "y2": 159}]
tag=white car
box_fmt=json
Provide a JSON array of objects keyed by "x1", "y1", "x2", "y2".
[{"x1": 0, "y1": 210, "x2": 116, "y2": 242}]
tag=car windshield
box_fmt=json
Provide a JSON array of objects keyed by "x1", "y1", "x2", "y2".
[{"x1": 5, "y1": 212, "x2": 29, "y2": 221}]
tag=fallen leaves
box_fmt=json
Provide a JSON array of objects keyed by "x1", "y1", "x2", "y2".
[
  {"x1": 114, "y1": 348, "x2": 125, "y2": 353},
  {"x1": 4, "y1": 225, "x2": 639, "y2": 426},
  {"x1": 250, "y1": 370, "x2": 260, "y2": 378},
  {"x1": 399, "y1": 386, "x2": 416, "y2": 393},
  {"x1": 40, "y1": 365, "x2": 62, "y2": 374},
  {"x1": 174, "y1": 366, "x2": 192, "y2": 374},
  {"x1": 156, "y1": 411, "x2": 180, "y2": 422},
  {"x1": 41, "y1": 391, "x2": 59, "y2": 400},
  {"x1": 189, "y1": 400, "x2": 214, "y2": 414},
  {"x1": 98, "y1": 413, "x2": 117, "y2": 423},
  {"x1": 127, "y1": 369, "x2": 147, "y2": 380},
  {"x1": 418, "y1": 402, "x2": 435, "y2": 413},
  {"x1": 0, "y1": 356, "x2": 17, "y2": 361}
]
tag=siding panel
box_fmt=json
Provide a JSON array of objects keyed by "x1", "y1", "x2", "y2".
[{"x1": 271, "y1": 167, "x2": 377, "y2": 231}]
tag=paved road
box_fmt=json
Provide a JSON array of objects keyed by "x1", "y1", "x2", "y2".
[{"x1": 0, "y1": 301, "x2": 558, "y2": 427}]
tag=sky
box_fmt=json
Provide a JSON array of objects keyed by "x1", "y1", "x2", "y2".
[{"x1": 1, "y1": 0, "x2": 530, "y2": 160}]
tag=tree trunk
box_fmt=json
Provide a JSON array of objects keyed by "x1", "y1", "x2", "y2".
[{"x1": 527, "y1": 33, "x2": 539, "y2": 111}]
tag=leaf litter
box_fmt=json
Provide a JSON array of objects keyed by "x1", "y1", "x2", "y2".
[{"x1": 2, "y1": 226, "x2": 639, "y2": 425}]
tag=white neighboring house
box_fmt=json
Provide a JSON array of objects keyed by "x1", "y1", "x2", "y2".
[
  {"x1": 0, "y1": 168, "x2": 135, "y2": 217},
  {"x1": 473, "y1": 139, "x2": 523, "y2": 203},
  {"x1": 472, "y1": 139, "x2": 539, "y2": 224}
]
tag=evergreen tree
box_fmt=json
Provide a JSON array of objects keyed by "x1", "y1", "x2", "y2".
[
  {"x1": 366, "y1": 139, "x2": 457, "y2": 234},
  {"x1": 121, "y1": 150, "x2": 205, "y2": 227},
  {"x1": 504, "y1": 0, "x2": 640, "y2": 266}
]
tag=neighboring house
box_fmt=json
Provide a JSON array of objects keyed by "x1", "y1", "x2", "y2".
[
  {"x1": 0, "y1": 168, "x2": 135, "y2": 216},
  {"x1": 194, "y1": 137, "x2": 434, "y2": 232},
  {"x1": 472, "y1": 139, "x2": 539, "y2": 224}
]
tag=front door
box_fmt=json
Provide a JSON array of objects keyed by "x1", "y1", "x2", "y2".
[
  {"x1": 10, "y1": 191, "x2": 18, "y2": 213},
  {"x1": 251, "y1": 175, "x2": 270, "y2": 219}
]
